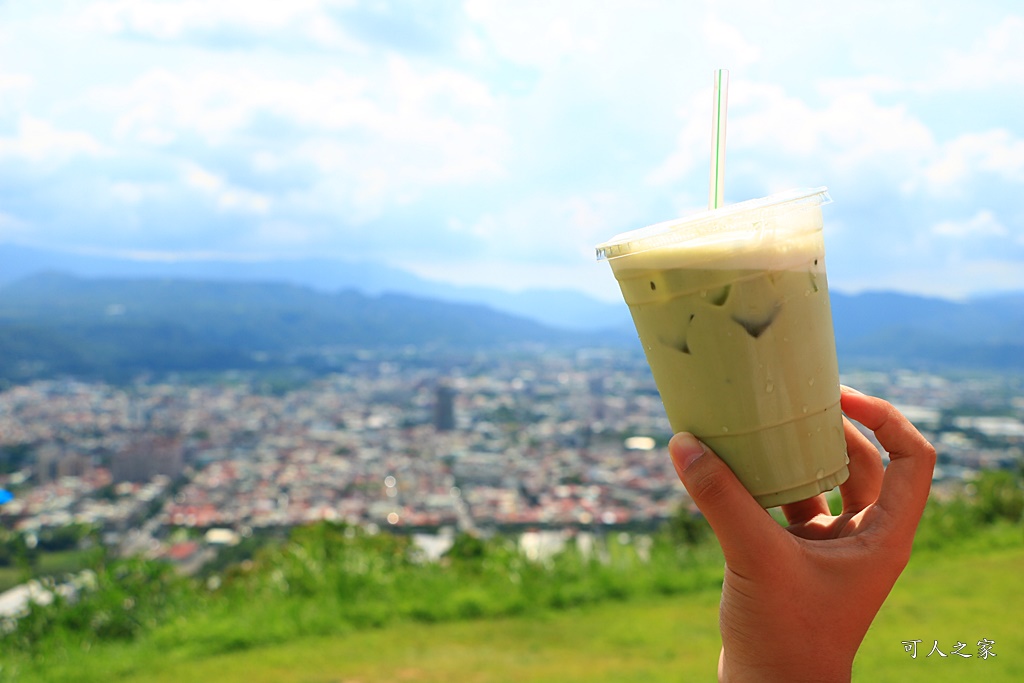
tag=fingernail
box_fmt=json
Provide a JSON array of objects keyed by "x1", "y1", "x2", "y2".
[
  {"x1": 840, "y1": 384, "x2": 864, "y2": 395},
  {"x1": 670, "y1": 432, "x2": 707, "y2": 472}
]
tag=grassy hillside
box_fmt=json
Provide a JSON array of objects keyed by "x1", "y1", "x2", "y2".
[
  {"x1": 2, "y1": 475, "x2": 1021, "y2": 683},
  {"x1": 858, "y1": 544, "x2": 1023, "y2": 683},
  {"x1": 9, "y1": 540, "x2": 1022, "y2": 683}
]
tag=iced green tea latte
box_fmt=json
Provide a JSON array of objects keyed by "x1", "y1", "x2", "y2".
[{"x1": 597, "y1": 188, "x2": 848, "y2": 507}]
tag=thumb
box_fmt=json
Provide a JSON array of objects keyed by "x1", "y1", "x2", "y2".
[{"x1": 669, "y1": 433, "x2": 784, "y2": 568}]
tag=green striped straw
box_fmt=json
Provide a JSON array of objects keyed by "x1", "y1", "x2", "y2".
[{"x1": 708, "y1": 68, "x2": 729, "y2": 210}]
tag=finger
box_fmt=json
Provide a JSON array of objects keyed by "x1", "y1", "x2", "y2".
[
  {"x1": 669, "y1": 433, "x2": 787, "y2": 572},
  {"x1": 840, "y1": 392, "x2": 936, "y2": 534},
  {"x1": 838, "y1": 415, "x2": 885, "y2": 513},
  {"x1": 781, "y1": 493, "x2": 830, "y2": 526}
]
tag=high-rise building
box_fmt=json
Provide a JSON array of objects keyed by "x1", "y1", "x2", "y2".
[
  {"x1": 433, "y1": 384, "x2": 456, "y2": 431},
  {"x1": 112, "y1": 434, "x2": 184, "y2": 483},
  {"x1": 57, "y1": 453, "x2": 92, "y2": 478},
  {"x1": 34, "y1": 445, "x2": 93, "y2": 483},
  {"x1": 35, "y1": 444, "x2": 62, "y2": 485}
]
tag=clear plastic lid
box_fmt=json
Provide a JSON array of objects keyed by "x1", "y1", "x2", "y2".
[{"x1": 595, "y1": 187, "x2": 831, "y2": 261}]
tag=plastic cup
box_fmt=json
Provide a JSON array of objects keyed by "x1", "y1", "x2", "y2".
[{"x1": 596, "y1": 188, "x2": 848, "y2": 507}]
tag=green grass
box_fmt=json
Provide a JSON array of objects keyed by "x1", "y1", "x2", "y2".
[
  {"x1": 0, "y1": 567, "x2": 23, "y2": 592},
  {"x1": 857, "y1": 544, "x2": 1024, "y2": 682},
  {"x1": 10, "y1": 591, "x2": 726, "y2": 683},
  {"x1": 0, "y1": 549, "x2": 97, "y2": 592},
  {"x1": 7, "y1": 541, "x2": 1021, "y2": 683}
]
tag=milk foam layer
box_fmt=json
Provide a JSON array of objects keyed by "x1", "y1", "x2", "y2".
[
  {"x1": 606, "y1": 215, "x2": 823, "y2": 275},
  {"x1": 596, "y1": 187, "x2": 830, "y2": 268},
  {"x1": 609, "y1": 228, "x2": 825, "y2": 308}
]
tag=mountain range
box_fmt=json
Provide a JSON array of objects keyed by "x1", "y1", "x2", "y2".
[
  {"x1": 1, "y1": 243, "x2": 1023, "y2": 382},
  {"x1": 0, "y1": 273, "x2": 603, "y2": 383},
  {"x1": 0, "y1": 244, "x2": 629, "y2": 332}
]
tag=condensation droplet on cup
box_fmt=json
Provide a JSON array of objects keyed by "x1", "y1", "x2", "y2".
[
  {"x1": 815, "y1": 468, "x2": 825, "y2": 480},
  {"x1": 801, "y1": 405, "x2": 808, "y2": 414},
  {"x1": 699, "y1": 290, "x2": 708, "y2": 298},
  {"x1": 844, "y1": 454, "x2": 851, "y2": 465},
  {"x1": 721, "y1": 426, "x2": 729, "y2": 433},
  {"x1": 807, "y1": 377, "x2": 815, "y2": 387},
  {"x1": 765, "y1": 380, "x2": 774, "y2": 393}
]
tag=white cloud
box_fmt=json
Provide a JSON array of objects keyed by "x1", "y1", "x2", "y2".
[
  {"x1": 649, "y1": 81, "x2": 936, "y2": 192},
  {"x1": 734, "y1": 85, "x2": 935, "y2": 175},
  {"x1": 181, "y1": 162, "x2": 271, "y2": 215},
  {"x1": 702, "y1": 16, "x2": 761, "y2": 69},
  {"x1": 396, "y1": 257, "x2": 624, "y2": 302},
  {"x1": 922, "y1": 128, "x2": 1024, "y2": 192},
  {"x1": 928, "y1": 15, "x2": 1024, "y2": 90},
  {"x1": 644, "y1": 88, "x2": 714, "y2": 189},
  {"x1": 454, "y1": 190, "x2": 641, "y2": 265},
  {"x1": 104, "y1": 68, "x2": 316, "y2": 144},
  {"x1": 817, "y1": 75, "x2": 906, "y2": 98},
  {"x1": 3, "y1": 1, "x2": 1023, "y2": 299},
  {"x1": 81, "y1": 0, "x2": 362, "y2": 50},
  {"x1": 0, "y1": 116, "x2": 106, "y2": 164},
  {"x1": 183, "y1": 164, "x2": 222, "y2": 193},
  {"x1": 108, "y1": 181, "x2": 168, "y2": 205},
  {"x1": 463, "y1": 0, "x2": 711, "y2": 108},
  {"x1": 88, "y1": 55, "x2": 508, "y2": 225},
  {"x1": 0, "y1": 73, "x2": 33, "y2": 92},
  {"x1": 101, "y1": 57, "x2": 503, "y2": 156},
  {"x1": 932, "y1": 210, "x2": 1008, "y2": 238},
  {"x1": 464, "y1": 0, "x2": 611, "y2": 67},
  {"x1": 251, "y1": 220, "x2": 320, "y2": 248}
]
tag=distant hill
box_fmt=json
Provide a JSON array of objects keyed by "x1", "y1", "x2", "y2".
[
  {"x1": 0, "y1": 273, "x2": 605, "y2": 383},
  {"x1": 2, "y1": 242, "x2": 1024, "y2": 380},
  {"x1": 0, "y1": 244, "x2": 631, "y2": 332},
  {"x1": 597, "y1": 289, "x2": 1024, "y2": 371},
  {"x1": 830, "y1": 291, "x2": 1024, "y2": 370}
]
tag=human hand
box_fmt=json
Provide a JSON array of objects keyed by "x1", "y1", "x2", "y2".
[{"x1": 668, "y1": 386, "x2": 936, "y2": 683}]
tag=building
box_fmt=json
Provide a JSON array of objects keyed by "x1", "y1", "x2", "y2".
[
  {"x1": 433, "y1": 384, "x2": 456, "y2": 432},
  {"x1": 111, "y1": 434, "x2": 184, "y2": 483}
]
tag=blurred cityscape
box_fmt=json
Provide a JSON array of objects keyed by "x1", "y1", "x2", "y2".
[{"x1": 2, "y1": 347, "x2": 1023, "y2": 573}]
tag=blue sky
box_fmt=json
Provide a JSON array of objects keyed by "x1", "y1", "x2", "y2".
[{"x1": 1, "y1": 0, "x2": 1022, "y2": 302}]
